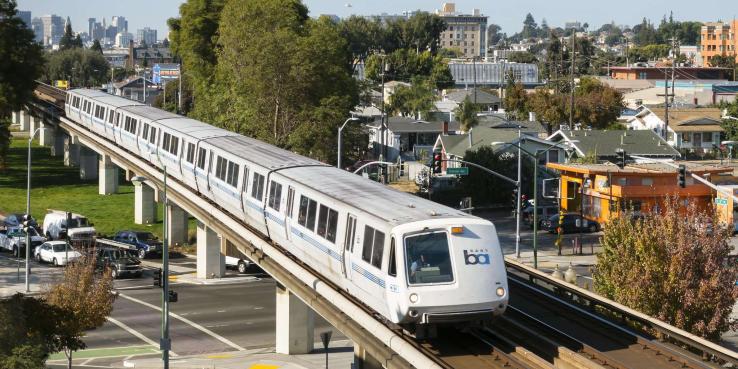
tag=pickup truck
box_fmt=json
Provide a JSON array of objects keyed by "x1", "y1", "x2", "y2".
[
  {"x1": 0, "y1": 226, "x2": 45, "y2": 257},
  {"x1": 113, "y1": 230, "x2": 163, "y2": 259}
]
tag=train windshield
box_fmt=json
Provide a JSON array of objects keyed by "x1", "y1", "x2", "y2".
[{"x1": 405, "y1": 232, "x2": 454, "y2": 285}]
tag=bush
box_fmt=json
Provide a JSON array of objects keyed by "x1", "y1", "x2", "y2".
[{"x1": 594, "y1": 196, "x2": 738, "y2": 340}]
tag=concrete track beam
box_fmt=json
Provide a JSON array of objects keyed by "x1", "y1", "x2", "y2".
[{"x1": 354, "y1": 344, "x2": 384, "y2": 369}]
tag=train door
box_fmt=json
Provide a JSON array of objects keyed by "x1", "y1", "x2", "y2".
[
  {"x1": 342, "y1": 214, "x2": 357, "y2": 279},
  {"x1": 284, "y1": 186, "x2": 295, "y2": 240}
]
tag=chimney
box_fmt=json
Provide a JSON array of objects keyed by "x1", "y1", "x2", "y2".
[
  {"x1": 468, "y1": 128, "x2": 473, "y2": 147},
  {"x1": 443, "y1": 121, "x2": 449, "y2": 135},
  {"x1": 529, "y1": 111, "x2": 536, "y2": 122}
]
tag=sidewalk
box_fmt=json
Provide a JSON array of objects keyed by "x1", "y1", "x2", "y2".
[
  {"x1": 139, "y1": 255, "x2": 263, "y2": 286},
  {"x1": 122, "y1": 340, "x2": 355, "y2": 369},
  {"x1": 0, "y1": 255, "x2": 61, "y2": 297}
]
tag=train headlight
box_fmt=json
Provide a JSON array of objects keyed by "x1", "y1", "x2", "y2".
[
  {"x1": 496, "y1": 287, "x2": 506, "y2": 297},
  {"x1": 409, "y1": 293, "x2": 419, "y2": 303}
]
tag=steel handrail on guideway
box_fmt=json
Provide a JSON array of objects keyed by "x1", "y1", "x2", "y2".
[
  {"x1": 505, "y1": 257, "x2": 738, "y2": 365},
  {"x1": 56, "y1": 115, "x2": 442, "y2": 369}
]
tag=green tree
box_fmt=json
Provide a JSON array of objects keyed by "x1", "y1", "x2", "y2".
[
  {"x1": 571, "y1": 77, "x2": 624, "y2": 129},
  {"x1": 710, "y1": 55, "x2": 736, "y2": 79},
  {"x1": 152, "y1": 77, "x2": 194, "y2": 114},
  {"x1": 90, "y1": 39, "x2": 103, "y2": 54},
  {"x1": 44, "y1": 48, "x2": 110, "y2": 88},
  {"x1": 507, "y1": 51, "x2": 538, "y2": 64},
  {"x1": 0, "y1": 0, "x2": 44, "y2": 169},
  {"x1": 338, "y1": 16, "x2": 384, "y2": 73},
  {"x1": 527, "y1": 89, "x2": 566, "y2": 133},
  {"x1": 365, "y1": 49, "x2": 453, "y2": 89},
  {"x1": 59, "y1": 22, "x2": 80, "y2": 50},
  {"x1": 458, "y1": 146, "x2": 534, "y2": 205},
  {"x1": 46, "y1": 256, "x2": 116, "y2": 368},
  {"x1": 0, "y1": 294, "x2": 80, "y2": 369},
  {"x1": 503, "y1": 73, "x2": 528, "y2": 120},
  {"x1": 212, "y1": 0, "x2": 358, "y2": 159},
  {"x1": 388, "y1": 77, "x2": 436, "y2": 119},
  {"x1": 595, "y1": 197, "x2": 738, "y2": 341},
  {"x1": 520, "y1": 13, "x2": 538, "y2": 39},
  {"x1": 486, "y1": 24, "x2": 503, "y2": 46},
  {"x1": 454, "y1": 96, "x2": 479, "y2": 132}
]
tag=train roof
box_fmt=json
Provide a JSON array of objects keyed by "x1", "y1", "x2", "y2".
[
  {"x1": 207, "y1": 136, "x2": 326, "y2": 170},
  {"x1": 282, "y1": 166, "x2": 472, "y2": 225},
  {"x1": 70, "y1": 89, "x2": 110, "y2": 98},
  {"x1": 120, "y1": 105, "x2": 180, "y2": 121},
  {"x1": 90, "y1": 95, "x2": 145, "y2": 108}
]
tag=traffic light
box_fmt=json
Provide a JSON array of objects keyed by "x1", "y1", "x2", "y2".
[
  {"x1": 678, "y1": 164, "x2": 687, "y2": 188},
  {"x1": 615, "y1": 149, "x2": 627, "y2": 169},
  {"x1": 153, "y1": 268, "x2": 162, "y2": 287},
  {"x1": 432, "y1": 151, "x2": 443, "y2": 174}
]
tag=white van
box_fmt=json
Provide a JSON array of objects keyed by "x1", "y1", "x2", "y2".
[{"x1": 42, "y1": 210, "x2": 96, "y2": 246}]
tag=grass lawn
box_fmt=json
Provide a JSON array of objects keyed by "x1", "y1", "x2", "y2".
[{"x1": 0, "y1": 138, "x2": 196, "y2": 246}]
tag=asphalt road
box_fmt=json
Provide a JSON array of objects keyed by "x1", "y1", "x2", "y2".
[{"x1": 27, "y1": 256, "x2": 345, "y2": 367}]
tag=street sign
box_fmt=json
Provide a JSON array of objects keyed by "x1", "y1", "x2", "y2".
[
  {"x1": 447, "y1": 167, "x2": 469, "y2": 176},
  {"x1": 715, "y1": 198, "x2": 729, "y2": 206}
]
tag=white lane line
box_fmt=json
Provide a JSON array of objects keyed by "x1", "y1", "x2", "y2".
[
  {"x1": 118, "y1": 293, "x2": 246, "y2": 351},
  {"x1": 106, "y1": 316, "x2": 179, "y2": 357},
  {"x1": 81, "y1": 358, "x2": 94, "y2": 365}
]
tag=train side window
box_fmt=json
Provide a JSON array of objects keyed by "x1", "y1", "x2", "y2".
[
  {"x1": 162, "y1": 132, "x2": 171, "y2": 150},
  {"x1": 251, "y1": 173, "x2": 265, "y2": 201},
  {"x1": 344, "y1": 215, "x2": 356, "y2": 251},
  {"x1": 226, "y1": 161, "x2": 239, "y2": 187},
  {"x1": 316, "y1": 206, "x2": 338, "y2": 243},
  {"x1": 371, "y1": 231, "x2": 385, "y2": 269},
  {"x1": 108, "y1": 109, "x2": 114, "y2": 124},
  {"x1": 388, "y1": 237, "x2": 397, "y2": 276},
  {"x1": 285, "y1": 186, "x2": 295, "y2": 217},
  {"x1": 297, "y1": 195, "x2": 317, "y2": 231},
  {"x1": 317, "y1": 205, "x2": 329, "y2": 238},
  {"x1": 215, "y1": 156, "x2": 226, "y2": 181},
  {"x1": 268, "y1": 181, "x2": 282, "y2": 211},
  {"x1": 149, "y1": 127, "x2": 157, "y2": 144},
  {"x1": 115, "y1": 112, "x2": 120, "y2": 126},
  {"x1": 142, "y1": 124, "x2": 149, "y2": 139},
  {"x1": 197, "y1": 148, "x2": 207, "y2": 169},
  {"x1": 362, "y1": 226, "x2": 375, "y2": 264},
  {"x1": 185, "y1": 143, "x2": 195, "y2": 164},
  {"x1": 169, "y1": 136, "x2": 179, "y2": 156}
]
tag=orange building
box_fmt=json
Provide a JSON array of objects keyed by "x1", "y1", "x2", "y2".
[
  {"x1": 545, "y1": 162, "x2": 732, "y2": 225},
  {"x1": 701, "y1": 21, "x2": 738, "y2": 66}
]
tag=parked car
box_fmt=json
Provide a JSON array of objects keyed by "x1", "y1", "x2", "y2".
[
  {"x1": 94, "y1": 247, "x2": 142, "y2": 279},
  {"x1": 543, "y1": 213, "x2": 600, "y2": 234},
  {"x1": 0, "y1": 226, "x2": 45, "y2": 257},
  {"x1": 225, "y1": 254, "x2": 253, "y2": 274},
  {"x1": 522, "y1": 204, "x2": 560, "y2": 229},
  {"x1": 42, "y1": 210, "x2": 96, "y2": 246},
  {"x1": 113, "y1": 230, "x2": 163, "y2": 259},
  {"x1": 34, "y1": 241, "x2": 82, "y2": 266}
]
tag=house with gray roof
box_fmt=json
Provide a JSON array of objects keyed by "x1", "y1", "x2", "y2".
[
  {"x1": 366, "y1": 117, "x2": 462, "y2": 161},
  {"x1": 547, "y1": 128, "x2": 680, "y2": 161}
]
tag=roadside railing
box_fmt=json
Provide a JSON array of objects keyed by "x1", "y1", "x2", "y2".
[{"x1": 505, "y1": 257, "x2": 738, "y2": 365}]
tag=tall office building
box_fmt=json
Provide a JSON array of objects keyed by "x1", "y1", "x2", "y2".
[
  {"x1": 436, "y1": 3, "x2": 488, "y2": 58},
  {"x1": 40, "y1": 14, "x2": 64, "y2": 46},
  {"x1": 31, "y1": 17, "x2": 43, "y2": 43},
  {"x1": 17, "y1": 10, "x2": 31, "y2": 28},
  {"x1": 88, "y1": 18, "x2": 96, "y2": 37},
  {"x1": 111, "y1": 16, "x2": 128, "y2": 33},
  {"x1": 136, "y1": 27, "x2": 157, "y2": 45}
]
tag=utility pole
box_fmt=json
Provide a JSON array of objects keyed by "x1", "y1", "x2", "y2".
[
  {"x1": 379, "y1": 55, "x2": 387, "y2": 184},
  {"x1": 670, "y1": 37, "x2": 678, "y2": 105},
  {"x1": 569, "y1": 32, "x2": 576, "y2": 127},
  {"x1": 625, "y1": 38, "x2": 630, "y2": 67},
  {"x1": 178, "y1": 63, "x2": 183, "y2": 114},
  {"x1": 473, "y1": 57, "x2": 477, "y2": 105}
]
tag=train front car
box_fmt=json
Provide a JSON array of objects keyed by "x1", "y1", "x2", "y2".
[{"x1": 389, "y1": 217, "x2": 507, "y2": 337}]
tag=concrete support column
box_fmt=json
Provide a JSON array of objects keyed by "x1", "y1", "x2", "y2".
[
  {"x1": 79, "y1": 146, "x2": 98, "y2": 180},
  {"x1": 275, "y1": 284, "x2": 315, "y2": 355},
  {"x1": 166, "y1": 203, "x2": 188, "y2": 246},
  {"x1": 64, "y1": 136, "x2": 79, "y2": 167},
  {"x1": 29, "y1": 115, "x2": 39, "y2": 136},
  {"x1": 38, "y1": 120, "x2": 53, "y2": 147},
  {"x1": 19, "y1": 111, "x2": 30, "y2": 131},
  {"x1": 50, "y1": 131, "x2": 65, "y2": 157},
  {"x1": 12, "y1": 111, "x2": 20, "y2": 125},
  {"x1": 98, "y1": 154, "x2": 119, "y2": 195},
  {"x1": 196, "y1": 221, "x2": 225, "y2": 279},
  {"x1": 134, "y1": 184, "x2": 157, "y2": 224},
  {"x1": 354, "y1": 344, "x2": 384, "y2": 369}
]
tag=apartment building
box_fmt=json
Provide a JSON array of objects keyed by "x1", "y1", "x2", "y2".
[
  {"x1": 700, "y1": 21, "x2": 738, "y2": 66},
  {"x1": 436, "y1": 3, "x2": 487, "y2": 59}
]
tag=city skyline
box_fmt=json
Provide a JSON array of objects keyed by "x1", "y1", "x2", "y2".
[{"x1": 16, "y1": 0, "x2": 738, "y2": 41}]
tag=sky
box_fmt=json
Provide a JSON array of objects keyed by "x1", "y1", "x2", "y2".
[{"x1": 16, "y1": 0, "x2": 738, "y2": 40}]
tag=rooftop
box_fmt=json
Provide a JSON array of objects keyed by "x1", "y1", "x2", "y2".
[
  {"x1": 549, "y1": 129, "x2": 680, "y2": 158},
  {"x1": 547, "y1": 162, "x2": 732, "y2": 176},
  {"x1": 643, "y1": 108, "x2": 724, "y2": 133}
]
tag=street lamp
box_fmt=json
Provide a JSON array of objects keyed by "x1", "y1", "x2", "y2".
[
  {"x1": 337, "y1": 117, "x2": 359, "y2": 169},
  {"x1": 131, "y1": 155, "x2": 170, "y2": 368},
  {"x1": 493, "y1": 139, "x2": 577, "y2": 268},
  {"x1": 25, "y1": 127, "x2": 45, "y2": 292}
]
